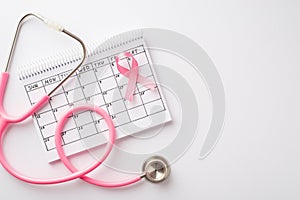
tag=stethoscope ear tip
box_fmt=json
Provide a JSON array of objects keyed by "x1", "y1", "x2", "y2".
[{"x1": 142, "y1": 156, "x2": 171, "y2": 183}]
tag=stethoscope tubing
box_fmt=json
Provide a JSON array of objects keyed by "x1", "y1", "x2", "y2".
[
  {"x1": 0, "y1": 13, "x2": 142, "y2": 188},
  {"x1": 0, "y1": 73, "x2": 141, "y2": 187}
]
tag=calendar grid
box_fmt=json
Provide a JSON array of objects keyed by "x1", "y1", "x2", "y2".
[
  {"x1": 142, "y1": 45, "x2": 167, "y2": 111},
  {"x1": 107, "y1": 55, "x2": 132, "y2": 123},
  {"x1": 126, "y1": 57, "x2": 149, "y2": 117},
  {"x1": 23, "y1": 44, "x2": 171, "y2": 160},
  {"x1": 61, "y1": 84, "x2": 82, "y2": 143},
  {"x1": 73, "y1": 64, "x2": 102, "y2": 139},
  {"x1": 95, "y1": 58, "x2": 112, "y2": 117}
]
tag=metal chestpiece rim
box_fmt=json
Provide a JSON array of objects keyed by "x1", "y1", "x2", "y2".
[{"x1": 142, "y1": 156, "x2": 171, "y2": 183}]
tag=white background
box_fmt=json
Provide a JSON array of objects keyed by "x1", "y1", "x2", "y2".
[{"x1": 0, "y1": 0, "x2": 300, "y2": 199}]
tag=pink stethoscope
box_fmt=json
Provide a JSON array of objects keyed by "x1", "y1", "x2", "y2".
[{"x1": 0, "y1": 13, "x2": 170, "y2": 188}]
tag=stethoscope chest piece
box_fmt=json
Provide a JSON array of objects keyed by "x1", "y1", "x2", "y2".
[{"x1": 142, "y1": 156, "x2": 171, "y2": 183}]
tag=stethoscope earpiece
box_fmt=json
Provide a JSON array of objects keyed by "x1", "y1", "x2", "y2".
[{"x1": 142, "y1": 156, "x2": 171, "y2": 183}]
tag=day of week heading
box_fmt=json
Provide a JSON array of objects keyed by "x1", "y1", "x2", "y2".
[
  {"x1": 26, "y1": 81, "x2": 43, "y2": 92},
  {"x1": 43, "y1": 75, "x2": 59, "y2": 86}
]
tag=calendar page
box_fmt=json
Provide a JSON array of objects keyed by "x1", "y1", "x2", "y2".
[{"x1": 20, "y1": 37, "x2": 171, "y2": 162}]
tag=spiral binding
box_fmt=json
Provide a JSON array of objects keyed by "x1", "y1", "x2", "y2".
[{"x1": 18, "y1": 30, "x2": 143, "y2": 81}]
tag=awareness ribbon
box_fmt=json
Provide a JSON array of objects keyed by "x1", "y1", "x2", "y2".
[{"x1": 115, "y1": 52, "x2": 155, "y2": 101}]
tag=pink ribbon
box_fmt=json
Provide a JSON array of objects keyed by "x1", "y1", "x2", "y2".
[{"x1": 115, "y1": 52, "x2": 155, "y2": 101}]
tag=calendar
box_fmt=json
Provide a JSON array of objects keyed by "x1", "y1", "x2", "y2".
[{"x1": 20, "y1": 35, "x2": 171, "y2": 162}]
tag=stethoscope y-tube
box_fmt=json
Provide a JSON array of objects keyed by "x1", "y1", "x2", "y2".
[{"x1": 0, "y1": 13, "x2": 170, "y2": 188}]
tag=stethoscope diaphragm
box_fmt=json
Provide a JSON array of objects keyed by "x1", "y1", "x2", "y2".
[{"x1": 142, "y1": 156, "x2": 171, "y2": 183}]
